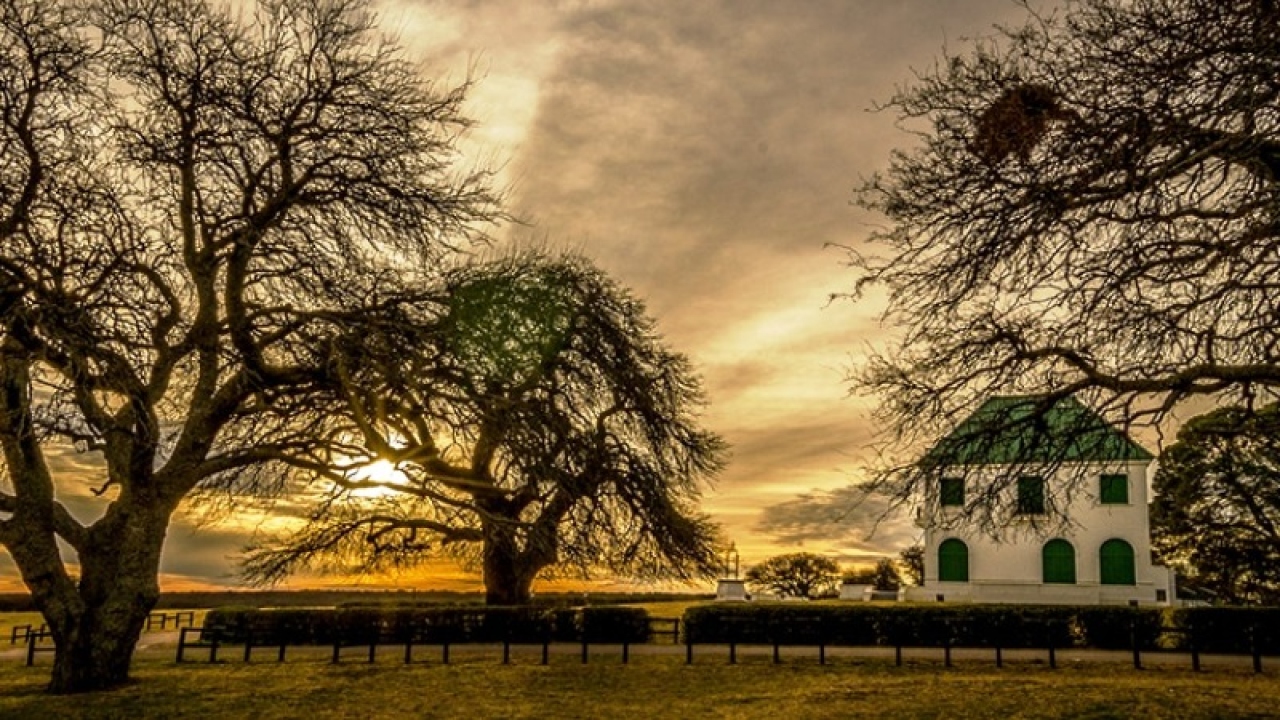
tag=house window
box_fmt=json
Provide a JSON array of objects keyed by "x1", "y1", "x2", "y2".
[
  {"x1": 1100, "y1": 539, "x2": 1136, "y2": 585},
  {"x1": 1016, "y1": 476, "x2": 1045, "y2": 515},
  {"x1": 1042, "y1": 539, "x2": 1076, "y2": 584},
  {"x1": 1100, "y1": 474, "x2": 1129, "y2": 504},
  {"x1": 940, "y1": 477, "x2": 965, "y2": 507},
  {"x1": 937, "y1": 539, "x2": 969, "y2": 582}
]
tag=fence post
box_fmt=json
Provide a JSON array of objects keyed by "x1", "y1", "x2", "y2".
[
  {"x1": 25, "y1": 633, "x2": 37, "y2": 667},
  {"x1": 773, "y1": 642, "x2": 780, "y2": 665},
  {"x1": 581, "y1": 638, "x2": 589, "y2": 664},
  {"x1": 541, "y1": 640, "x2": 549, "y2": 666},
  {"x1": 622, "y1": 642, "x2": 629, "y2": 665},
  {"x1": 1252, "y1": 623, "x2": 1263, "y2": 674},
  {"x1": 1188, "y1": 623, "x2": 1199, "y2": 672},
  {"x1": 819, "y1": 643, "x2": 826, "y2": 666},
  {"x1": 442, "y1": 642, "x2": 449, "y2": 665},
  {"x1": 177, "y1": 628, "x2": 188, "y2": 663},
  {"x1": 1130, "y1": 617, "x2": 1142, "y2": 670},
  {"x1": 995, "y1": 645, "x2": 1002, "y2": 668}
]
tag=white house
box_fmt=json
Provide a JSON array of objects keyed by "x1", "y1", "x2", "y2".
[{"x1": 904, "y1": 395, "x2": 1175, "y2": 606}]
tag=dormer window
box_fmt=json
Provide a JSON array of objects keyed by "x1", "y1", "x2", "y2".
[
  {"x1": 1015, "y1": 475, "x2": 1046, "y2": 515},
  {"x1": 940, "y1": 477, "x2": 965, "y2": 507},
  {"x1": 1099, "y1": 473, "x2": 1128, "y2": 504}
]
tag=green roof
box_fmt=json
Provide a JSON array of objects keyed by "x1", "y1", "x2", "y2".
[{"x1": 924, "y1": 395, "x2": 1153, "y2": 467}]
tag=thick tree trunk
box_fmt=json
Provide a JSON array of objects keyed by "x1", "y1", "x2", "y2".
[
  {"x1": 39, "y1": 505, "x2": 168, "y2": 694},
  {"x1": 481, "y1": 520, "x2": 537, "y2": 606}
]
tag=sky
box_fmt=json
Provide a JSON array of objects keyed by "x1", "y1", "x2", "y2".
[{"x1": 0, "y1": 0, "x2": 1042, "y2": 593}]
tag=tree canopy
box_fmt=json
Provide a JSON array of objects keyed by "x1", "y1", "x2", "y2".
[
  {"x1": 0, "y1": 0, "x2": 498, "y2": 693},
  {"x1": 1152, "y1": 403, "x2": 1280, "y2": 605},
  {"x1": 851, "y1": 0, "x2": 1280, "y2": 511},
  {"x1": 239, "y1": 252, "x2": 726, "y2": 605},
  {"x1": 744, "y1": 552, "x2": 840, "y2": 599}
]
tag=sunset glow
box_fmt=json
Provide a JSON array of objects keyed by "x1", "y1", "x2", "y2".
[{"x1": 0, "y1": 0, "x2": 1040, "y2": 594}]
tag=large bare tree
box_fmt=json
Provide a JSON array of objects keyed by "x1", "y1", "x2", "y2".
[
  {"x1": 0, "y1": 0, "x2": 497, "y2": 692},
  {"x1": 239, "y1": 253, "x2": 726, "y2": 605},
  {"x1": 850, "y1": 0, "x2": 1280, "y2": 514}
]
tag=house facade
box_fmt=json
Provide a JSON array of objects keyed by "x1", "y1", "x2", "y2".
[{"x1": 904, "y1": 395, "x2": 1176, "y2": 606}]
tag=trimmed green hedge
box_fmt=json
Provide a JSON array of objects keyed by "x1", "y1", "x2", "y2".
[
  {"x1": 1073, "y1": 607, "x2": 1163, "y2": 650},
  {"x1": 682, "y1": 604, "x2": 1074, "y2": 648},
  {"x1": 203, "y1": 605, "x2": 649, "y2": 646},
  {"x1": 1171, "y1": 607, "x2": 1280, "y2": 654}
]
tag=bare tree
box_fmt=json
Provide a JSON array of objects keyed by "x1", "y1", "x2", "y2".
[
  {"x1": 850, "y1": 0, "x2": 1280, "y2": 514},
  {"x1": 0, "y1": 0, "x2": 498, "y2": 693},
  {"x1": 238, "y1": 252, "x2": 726, "y2": 605}
]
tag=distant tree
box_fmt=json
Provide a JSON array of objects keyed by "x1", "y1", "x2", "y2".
[
  {"x1": 0, "y1": 0, "x2": 498, "y2": 693},
  {"x1": 850, "y1": 0, "x2": 1280, "y2": 520},
  {"x1": 239, "y1": 253, "x2": 726, "y2": 605},
  {"x1": 1152, "y1": 404, "x2": 1280, "y2": 605},
  {"x1": 842, "y1": 558, "x2": 901, "y2": 591},
  {"x1": 745, "y1": 553, "x2": 841, "y2": 599},
  {"x1": 897, "y1": 546, "x2": 924, "y2": 587}
]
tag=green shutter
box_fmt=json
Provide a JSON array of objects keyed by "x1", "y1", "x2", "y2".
[
  {"x1": 938, "y1": 539, "x2": 969, "y2": 582},
  {"x1": 1042, "y1": 539, "x2": 1076, "y2": 584},
  {"x1": 1016, "y1": 476, "x2": 1045, "y2": 514},
  {"x1": 1100, "y1": 539, "x2": 1136, "y2": 585},
  {"x1": 1100, "y1": 474, "x2": 1128, "y2": 504},
  {"x1": 940, "y1": 477, "x2": 965, "y2": 507}
]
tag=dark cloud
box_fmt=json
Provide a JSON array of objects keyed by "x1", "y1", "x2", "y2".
[{"x1": 754, "y1": 485, "x2": 919, "y2": 558}]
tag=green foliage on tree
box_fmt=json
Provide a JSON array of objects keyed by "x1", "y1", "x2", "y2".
[
  {"x1": 745, "y1": 552, "x2": 841, "y2": 599},
  {"x1": 897, "y1": 546, "x2": 924, "y2": 587},
  {"x1": 1152, "y1": 404, "x2": 1280, "y2": 605}
]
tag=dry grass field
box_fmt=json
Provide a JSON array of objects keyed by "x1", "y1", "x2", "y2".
[{"x1": 2, "y1": 654, "x2": 1279, "y2": 719}]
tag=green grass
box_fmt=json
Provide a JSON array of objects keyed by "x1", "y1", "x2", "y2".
[{"x1": 1, "y1": 656, "x2": 1278, "y2": 719}]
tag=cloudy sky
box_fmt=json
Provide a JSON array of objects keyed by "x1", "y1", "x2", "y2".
[{"x1": 1, "y1": 0, "x2": 1037, "y2": 593}]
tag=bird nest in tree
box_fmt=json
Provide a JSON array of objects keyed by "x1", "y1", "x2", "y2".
[{"x1": 971, "y1": 84, "x2": 1068, "y2": 165}]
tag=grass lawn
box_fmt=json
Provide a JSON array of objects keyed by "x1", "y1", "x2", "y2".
[{"x1": 1, "y1": 655, "x2": 1278, "y2": 719}]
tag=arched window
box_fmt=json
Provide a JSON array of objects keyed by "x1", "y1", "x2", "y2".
[
  {"x1": 1099, "y1": 539, "x2": 1136, "y2": 585},
  {"x1": 1042, "y1": 539, "x2": 1076, "y2": 584},
  {"x1": 938, "y1": 539, "x2": 969, "y2": 582}
]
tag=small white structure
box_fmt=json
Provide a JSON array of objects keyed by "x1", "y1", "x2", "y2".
[
  {"x1": 716, "y1": 578, "x2": 748, "y2": 602},
  {"x1": 839, "y1": 582, "x2": 872, "y2": 601},
  {"x1": 904, "y1": 395, "x2": 1175, "y2": 607}
]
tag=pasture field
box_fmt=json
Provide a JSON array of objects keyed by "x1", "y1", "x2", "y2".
[{"x1": 1, "y1": 655, "x2": 1279, "y2": 719}]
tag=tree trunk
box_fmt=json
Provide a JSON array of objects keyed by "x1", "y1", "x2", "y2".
[
  {"x1": 40, "y1": 505, "x2": 168, "y2": 694},
  {"x1": 481, "y1": 520, "x2": 537, "y2": 606}
]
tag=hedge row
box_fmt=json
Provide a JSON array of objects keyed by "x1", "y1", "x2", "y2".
[
  {"x1": 682, "y1": 605, "x2": 1078, "y2": 649},
  {"x1": 681, "y1": 604, "x2": 1272, "y2": 651},
  {"x1": 202, "y1": 605, "x2": 650, "y2": 646},
  {"x1": 1171, "y1": 607, "x2": 1280, "y2": 654},
  {"x1": 682, "y1": 604, "x2": 1280, "y2": 652}
]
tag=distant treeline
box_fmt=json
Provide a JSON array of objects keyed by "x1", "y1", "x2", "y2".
[{"x1": 0, "y1": 590, "x2": 712, "y2": 613}]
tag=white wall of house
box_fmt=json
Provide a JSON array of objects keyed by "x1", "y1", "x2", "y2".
[{"x1": 904, "y1": 459, "x2": 1175, "y2": 606}]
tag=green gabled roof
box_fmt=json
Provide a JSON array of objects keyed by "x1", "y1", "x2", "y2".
[{"x1": 923, "y1": 395, "x2": 1153, "y2": 467}]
